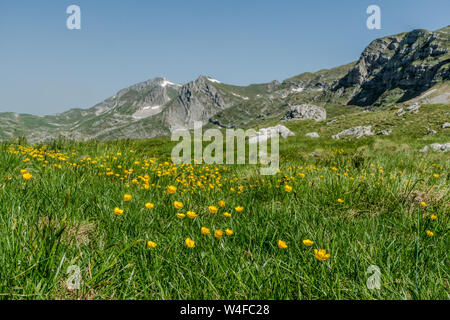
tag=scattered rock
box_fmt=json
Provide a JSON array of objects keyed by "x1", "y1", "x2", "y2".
[
  {"x1": 332, "y1": 126, "x2": 374, "y2": 140},
  {"x1": 406, "y1": 103, "x2": 420, "y2": 113},
  {"x1": 248, "y1": 125, "x2": 295, "y2": 144},
  {"x1": 284, "y1": 104, "x2": 326, "y2": 122},
  {"x1": 442, "y1": 122, "x2": 450, "y2": 129},
  {"x1": 419, "y1": 143, "x2": 450, "y2": 153},
  {"x1": 428, "y1": 129, "x2": 437, "y2": 135},
  {"x1": 377, "y1": 129, "x2": 392, "y2": 136},
  {"x1": 305, "y1": 132, "x2": 320, "y2": 138},
  {"x1": 326, "y1": 119, "x2": 337, "y2": 125},
  {"x1": 396, "y1": 108, "x2": 406, "y2": 117}
]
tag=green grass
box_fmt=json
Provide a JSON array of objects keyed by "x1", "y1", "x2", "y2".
[{"x1": 0, "y1": 104, "x2": 448, "y2": 300}]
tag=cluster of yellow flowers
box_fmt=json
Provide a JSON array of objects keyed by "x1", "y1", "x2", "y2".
[
  {"x1": 278, "y1": 239, "x2": 330, "y2": 261},
  {"x1": 21, "y1": 169, "x2": 32, "y2": 180},
  {"x1": 8, "y1": 143, "x2": 445, "y2": 262}
]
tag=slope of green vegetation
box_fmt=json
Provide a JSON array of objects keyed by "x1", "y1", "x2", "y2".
[{"x1": 0, "y1": 103, "x2": 448, "y2": 300}]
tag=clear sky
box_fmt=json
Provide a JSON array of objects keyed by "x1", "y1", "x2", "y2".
[{"x1": 1, "y1": 0, "x2": 449, "y2": 115}]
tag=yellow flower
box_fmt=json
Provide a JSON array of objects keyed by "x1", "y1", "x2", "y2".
[
  {"x1": 114, "y1": 207, "x2": 124, "y2": 216},
  {"x1": 426, "y1": 230, "x2": 434, "y2": 237},
  {"x1": 124, "y1": 194, "x2": 132, "y2": 201},
  {"x1": 278, "y1": 240, "x2": 287, "y2": 249},
  {"x1": 235, "y1": 206, "x2": 244, "y2": 213},
  {"x1": 201, "y1": 227, "x2": 210, "y2": 235},
  {"x1": 420, "y1": 201, "x2": 427, "y2": 207},
  {"x1": 302, "y1": 239, "x2": 314, "y2": 246},
  {"x1": 20, "y1": 169, "x2": 27, "y2": 174},
  {"x1": 225, "y1": 228, "x2": 233, "y2": 236},
  {"x1": 214, "y1": 229, "x2": 223, "y2": 238},
  {"x1": 173, "y1": 201, "x2": 184, "y2": 209},
  {"x1": 284, "y1": 185, "x2": 293, "y2": 193},
  {"x1": 176, "y1": 213, "x2": 186, "y2": 219},
  {"x1": 185, "y1": 237, "x2": 195, "y2": 248},
  {"x1": 314, "y1": 249, "x2": 331, "y2": 261},
  {"x1": 337, "y1": 199, "x2": 344, "y2": 203},
  {"x1": 167, "y1": 185, "x2": 177, "y2": 194},
  {"x1": 224, "y1": 212, "x2": 232, "y2": 218},
  {"x1": 187, "y1": 211, "x2": 198, "y2": 219},
  {"x1": 145, "y1": 203, "x2": 155, "y2": 210},
  {"x1": 147, "y1": 241, "x2": 157, "y2": 248},
  {"x1": 208, "y1": 206, "x2": 218, "y2": 214},
  {"x1": 433, "y1": 173, "x2": 439, "y2": 178},
  {"x1": 430, "y1": 214, "x2": 437, "y2": 220},
  {"x1": 218, "y1": 200, "x2": 226, "y2": 207},
  {"x1": 22, "y1": 173, "x2": 32, "y2": 180}
]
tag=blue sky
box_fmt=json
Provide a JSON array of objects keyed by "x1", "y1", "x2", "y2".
[{"x1": 1, "y1": 0, "x2": 449, "y2": 115}]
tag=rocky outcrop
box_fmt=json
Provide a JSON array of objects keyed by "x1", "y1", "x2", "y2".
[
  {"x1": 284, "y1": 104, "x2": 326, "y2": 122},
  {"x1": 336, "y1": 27, "x2": 450, "y2": 106},
  {"x1": 305, "y1": 132, "x2": 320, "y2": 138},
  {"x1": 332, "y1": 126, "x2": 374, "y2": 139},
  {"x1": 248, "y1": 125, "x2": 295, "y2": 144},
  {"x1": 377, "y1": 129, "x2": 392, "y2": 136},
  {"x1": 419, "y1": 143, "x2": 450, "y2": 152},
  {"x1": 442, "y1": 122, "x2": 450, "y2": 128}
]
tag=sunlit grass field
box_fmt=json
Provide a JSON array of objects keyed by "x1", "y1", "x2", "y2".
[{"x1": 0, "y1": 127, "x2": 448, "y2": 299}]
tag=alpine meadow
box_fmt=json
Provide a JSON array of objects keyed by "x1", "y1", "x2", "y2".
[{"x1": 0, "y1": 15, "x2": 449, "y2": 300}]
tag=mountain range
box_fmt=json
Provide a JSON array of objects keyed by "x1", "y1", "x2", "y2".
[{"x1": 1, "y1": 25, "x2": 449, "y2": 143}]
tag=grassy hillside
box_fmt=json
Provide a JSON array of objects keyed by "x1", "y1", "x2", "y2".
[{"x1": 0, "y1": 103, "x2": 448, "y2": 300}]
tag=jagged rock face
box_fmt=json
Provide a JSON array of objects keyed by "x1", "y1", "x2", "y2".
[
  {"x1": 332, "y1": 126, "x2": 374, "y2": 140},
  {"x1": 337, "y1": 27, "x2": 450, "y2": 106},
  {"x1": 284, "y1": 104, "x2": 326, "y2": 122},
  {"x1": 162, "y1": 76, "x2": 236, "y2": 132}
]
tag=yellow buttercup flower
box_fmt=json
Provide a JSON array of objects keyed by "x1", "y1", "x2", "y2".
[
  {"x1": 225, "y1": 228, "x2": 233, "y2": 236},
  {"x1": 420, "y1": 201, "x2": 427, "y2": 207},
  {"x1": 145, "y1": 203, "x2": 155, "y2": 210},
  {"x1": 337, "y1": 199, "x2": 344, "y2": 203},
  {"x1": 187, "y1": 211, "x2": 197, "y2": 219},
  {"x1": 284, "y1": 185, "x2": 292, "y2": 192},
  {"x1": 278, "y1": 240, "x2": 287, "y2": 249},
  {"x1": 224, "y1": 212, "x2": 232, "y2": 218},
  {"x1": 214, "y1": 229, "x2": 223, "y2": 238},
  {"x1": 426, "y1": 230, "x2": 434, "y2": 237},
  {"x1": 167, "y1": 185, "x2": 177, "y2": 194},
  {"x1": 185, "y1": 237, "x2": 195, "y2": 248},
  {"x1": 208, "y1": 206, "x2": 218, "y2": 214},
  {"x1": 20, "y1": 169, "x2": 27, "y2": 174},
  {"x1": 201, "y1": 227, "x2": 210, "y2": 235},
  {"x1": 303, "y1": 239, "x2": 314, "y2": 246},
  {"x1": 430, "y1": 214, "x2": 437, "y2": 220},
  {"x1": 147, "y1": 241, "x2": 157, "y2": 248},
  {"x1": 433, "y1": 173, "x2": 439, "y2": 178},
  {"x1": 314, "y1": 249, "x2": 331, "y2": 261},
  {"x1": 235, "y1": 206, "x2": 244, "y2": 213},
  {"x1": 218, "y1": 200, "x2": 226, "y2": 207},
  {"x1": 176, "y1": 213, "x2": 186, "y2": 219},
  {"x1": 174, "y1": 201, "x2": 184, "y2": 209},
  {"x1": 114, "y1": 207, "x2": 124, "y2": 216},
  {"x1": 124, "y1": 194, "x2": 132, "y2": 201},
  {"x1": 22, "y1": 173, "x2": 32, "y2": 180}
]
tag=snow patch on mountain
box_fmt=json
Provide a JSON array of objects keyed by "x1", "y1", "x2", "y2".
[
  {"x1": 232, "y1": 92, "x2": 249, "y2": 100},
  {"x1": 161, "y1": 79, "x2": 181, "y2": 87},
  {"x1": 207, "y1": 77, "x2": 221, "y2": 83},
  {"x1": 132, "y1": 105, "x2": 162, "y2": 119}
]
